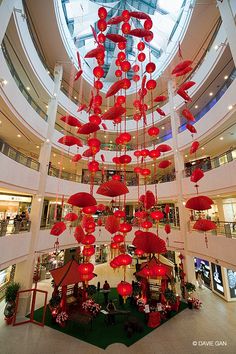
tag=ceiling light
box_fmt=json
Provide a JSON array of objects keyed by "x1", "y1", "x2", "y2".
[
  {"x1": 53, "y1": 93, "x2": 57, "y2": 97},
  {"x1": 62, "y1": 167, "x2": 65, "y2": 170},
  {"x1": 0, "y1": 120, "x2": 2, "y2": 124},
  {"x1": 53, "y1": 153, "x2": 56, "y2": 157},
  {"x1": 219, "y1": 136, "x2": 224, "y2": 140},
  {"x1": 47, "y1": 71, "x2": 50, "y2": 75},
  {"x1": 58, "y1": 162, "x2": 61, "y2": 165},
  {"x1": 133, "y1": 136, "x2": 135, "y2": 139},
  {"x1": 209, "y1": 92, "x2": 213, "y2": 96},
  {"x1": 104, "y1": 135, "x2": 107, "y2": 138},
  {"x1": 74, "y1": 96, "x2": 77, "y2": 99},
  {"x1": 0, "y1": 79, "x2": 8, "y2": 85},
  {"x1": 194, "y1": 105, "x2": 198, "y2": 109},
  {"x1": 201, "y1": 147, "x2": 205, "y2": 150},
  {"x1": 152, "y1": 164, "x2": 154, "y2": 167},
  {"x1": 46, "y1": 139, "x2": 50, "y2": 143},
  {"x1": 214, "y1": 45, "x2": 219, "y2": 50},
  {"x1": 46, "y1": 105, "x2": 48, "y2": 108},
  {"x1": 224, "y1": 75, "x2": 228, "y2": 80},
  {"x1": 228, "y1": 105, "x2": 233, "y2": 110},
  {"x1": 217, "y1": 194, "x2": 220, "y2": 197},
  {"x1": 109, "y1": 140, "x2": 112, "y2": 143},
  {"x1": 104, "y1": 109, "x2": 107, "y2": 112},
  {"x1": 38, "y1": 198, "x2": 42, "y2": 202},
  {"x1": 182, "y1": 201, "x2": 186, "y2": 206},
  {"x1": 26, "y1": 87, "x2": 30, "y2": 91},
  {"x1": 161, "y1": 126, "x2": 165, "y2": 130},
  {"x1": 36, "y1": 145, "x2": 39, "y2": 149},
  {"x1": 185, "y1": 154, "x2": 188, "y2": 157},
  {"x1": 17, "y1": 134, "x2": 21, "y2": 138}
]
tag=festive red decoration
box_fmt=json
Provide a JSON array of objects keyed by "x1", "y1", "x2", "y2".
[
  {"x1": 82, "y1": 234, "x2": 96, "y2": 245},
  {"x1": 106, "y1": 79, "x2": 127, "y2": 98},
  {"x1": 64, "y1": 213, "x2": 78, "y2": 222},
  {"x1": 74, "y1": 225, "x2": 85, "y2": 243},
  {"x1": 83, "y1": 246, "x2": 95, "y2": 257},
  {"x1": 175, "y1": 66, "x2": 192, "y2": 77},
  {"x1": 146, "y1": 62, "x2": 156, "y2": 73},
  {"x1": 141, "y1": 220, "x2": 153, "y2": 229},
  {"x1": 93, "y1": 66, "x2": 104, "y2": 78},
  {"x1": 182, "y1": 109, "x2": 195, "y2": 122},
  {"x1": 156, "y1": 107, "x2": 166, "y2": 116},
  {"x1": 150, "y1": 211, "x2": 164, "y2": 220},
  {"x1": 85, "y1": 46, "x2": 105, "y2": 59},
  {"x1": 78, "y1": 263, "x2": 94, "y2": 275},
  {"x1": 119, "y1": 222, "x2": 132, "y2": 233},
  {"x1": 148, "y1": 126, "x2": 159, "y2": 136},
  {"x1": 172, "y1": 60, "x2": 193, "y2": 74},
  {"x1": 190, "y1": 141, "x2": 200, "y2": 154},
  {"x1": 117, "y1": 281, "x2": 132, "y2": 298},
  {"x1": 165, "y1": 204, "x2": 170, "y2": 214},
  {"x1": 50, "y1": 222, "x2": 66, "y2": 236},
  {"x1": 153, "y1": 95, "x2": 167, "y2": 103},
  {"x1": 97, "y1": 19, "x2": 107, "y2": 31},
  {"x1": 102, "y1": 106, "x2": 126, "y2": 120},
  {"x1": 190, "y1": 168, "x2": 204, "y2": 183},
  {"x1": 72, "y1": 154, "x2": 82, "y2": 162},
  {"x1": 97, "y1": 180, "x2": 129, "y2": 197},
  {"x1": 107, "y1": 15, "x2": 123, "y2": 25},
  {"x1": 82, "y1": 205, "x2": 97, "y2": 214},
  {"x1": 185, "y1": 196, "x2": 214, "y2": 210},
  {"x1": 177, "y1": 89, "x2": 191, "y2": 102},
  {"x1": 146, "y1": 79, "x2": 156, "y2": 90},
  {"x1": 135, "y1": 249, "x2": 144, "y2": 256},
  {"x1": 119, "y1": 154, "x2": 132, "y2": 164},
  {"x1": 60, "y1": 115, "x2": 81, "y2": 127},
  {"x1": 129, "y1": 11, "x2": 151, "y2": 20},
  {"x1": 105, "y1": 215, "x2": 120, "y2": 234},
  {"x1": 149, "y1": 149, "x2": 161, "y2": 159},
  {"x1": 164, "y1": 224, "x2": 171, "y2": 234},
  {"x1": 133, "y1": 231, "x2": 167, "y2": 254},
  {"x1": 138, "y1": 52, "x2": 146, "y2": 62},
  {"x1": 193, "y1": 219, "x2": 217, "y2": 232},
  {"x1": 58, "y1": 136, "x2": 83, "y2": 147},
  {"x1": 157, "y1": 144, "x2": 172, "y2": 152},
  {"x1": 88, "y1": 161, "x2": 99, "y2": 172},
  {"x1": 68, "y1": 192, "x2": 96, "y2": 207},
  {"x1": 179, "y1": 81, "x2": 196, "y2": 91},
  {"x1": 97, "y1": 204, "x2": 105, "y2": 212},
  {"x1": 106, "y1": 33, "x2": 127, "y2": 43},
  {"x1": 158, "y1": 160, "x2": 172, "y2": 168},
  {"x1": 78, "y1": 123, "x2": 100, "y2": 134},
  {"x1": 113, "y1": 234, "x2": 125, "y2": 243},
  {"x1": 139, "y1": 191, "x2": 156, "y2": 209},
  {"x1": 141, "y1": 168, "x2": 151, "y2": 176},
  {"x1": 114, "y1": 210, "x2": 126, "y2": 218},
  {"x1": 186, "y1": 124, "x2": 197, "y2": 134},
  {"x1": 98, "y1": 6, "x2": 107, "y2": 19}
]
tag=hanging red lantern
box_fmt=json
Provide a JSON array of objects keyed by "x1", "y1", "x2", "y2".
[
  {"x1": 88, "y1": 138, "x2": 101, "y2": 148},
  {"x1": 138, "y1": 42, "x2": 145, "y2": 51},
  {"x1": 182, "y1": 108, "x2": 195, "y2": 122},
  {"x1": 179, "y1": 81, "x2": 196, "y2": 91},
  {"x1": 158, "y1": 160, "x2": 172, "y2": 169},
  {"x1": 98, "y1": 6, "x2": 107, "y2": 19},
  {"x1": 141, "y1": 220, "x2": 153, "y2": 229},
  {"x1": 118, "y1": 42, "x2": 126, "y2": 50},
  {"x1": 83, "y1": 246, "x2": 95, "y2": 257},
  {"x1": 121, "y1": 61, "x2": 131, "y2": 72},
  {"x1": 156, "y1": 107, "x2": 166, "y2": 116},
  {"x1": 122, "y1": 10, "x2": 130, "y2": 22},
  {"x1": 112, "y1": 174, "x2": 121, "y2": 181},
  {"x1": 150, "y1": 211, "x2": 164, "y2": 220},
  {"x1": 117, "y1": 254, "x2": 132, "y2": 266},
  {"x1": 122, "y1": 22, "x2": 131, "y2": 34},
  {"x1": 164, "y1": 224, "x2": 171, "y2": 234},
  {"x1": 186, "y1": 124, "x2": 197, "y2": 134},
  {"x1": 122, "y1": 78, "x2": 131, "y2": 89},
  {"x1": 112, "y1": 156, "x2": 121, "y2": 164},
  {"x1": 106, "y1": 33, "x2": 127, "y2": 43},
  {"x1": 97, "y1": 19, "x2": 107, "y2": 32},
  {"x1": 190, "y1": 168, "x2": 204, "y2": 183},
  {"x1": 117, "y1": 281, "x2": 132, "y2": 298},
  {"x1": 138, "y1": 52, "x2": 146, "y2": 62},
  {"x1": 82, "y1": 205, "x2": 97, "y2": 215},
  {"x1": 135, "y1": 249, "x2": 144, "y2": 256},
  {"x1": 149, "y1": 149, "x2": 160, "y2": 159},
  {"x1": 82, "y1": 234, "x2": 96, "y2": 245},
  {"x1": 133, "y1": 64, "x2": 140, "y2": 72},
  {"x1": 133, "y1": 74, "x2": 140, "y2": 82},
  {"x1": 78, "y1": 262, "x2": 94, "y2": 275},
  {"x1": 105, "y1": 215, "x2": 120, "y2": 234},
  {"x1": 172, "y1": 60, "x2": 193, "y2": 75},
  {"x1": 133, "y1": 113, "x2": 141, "y2": 121},
  {"x1": 144, "y1": 19, "x2": 153, "y2": 30},
  {"x1": 152, "y1": 264, "x2": 167, "y2": 277},
  {"x1": 115, "y1": 69, "x2": 122, "y2": 77},
  {"x1": 118, "y1": 51, "x2": 126, "y2": 62},
  {"x1": 93, "y1": 66, "x2": 104, "y2": 78},
  {"x1": 148, "y1": 126, "x2": 159, "y2": 136},
  {"x1": 117, "y1": 95, "x2": 126, "y2": 105},
  {"x1": 119, "y1": 222, "x2": 132, "y2": 233},
  {"x1": 74, "y1": 225, "x2": 85, "y2": 243},
  {"x1": 141, "y1": 168, "x2": 151, "y2": 176},
  {"x1": 146, "y1": 62, "x2": 156, "y2": 73},
  {"x1": 190, "y1": 141, "x2": 200, "y2": 154},
  {"x1": 193, "y1": 219, "x2": 217, "y2": 232},
  {"x1": 185, "y1": 196, "x2": 214, "y2": 211},
  {"x1": 146, "y1": 79, "x2": 156, "y2": 90},
  {"x1": 64, "y1": 213, "x2": 78, "y2": 222},
  {"x1": 97, "y1": 203, "x2": 106, "y2": 212},
  {"x1": 98, "y1": 33, "x2": 106, "y2": 43},
  {"x1": 114, "y1": 210, "x2": 126, "y2": 218},
  {"x1": 88, "y1": 161, "x2": 99, "y2": 173},
  {"x1": 110, "y1": 242, "x2": 119, "y2": 249},
  {"x1": 89, "y1": 115, "x2": 101, "y2": 125},
  {"x1": 50, "y1": 222, "x2": 66, "y2": 237},
  {"x1": 140, "y1": 149, "x2": 150, "y2": 157},
  {"x1": 113, "y1": 234, "x2": 125, "y2": 243},
  {"x1": 154, "y1": 95, "x2": 167, "y2": 102},
  {"x1": 68, "y1": 192, "x2": 96, "y2": 207},
  {"x1": 133, "y1": 167, "x2": 141, "y2": 174},
  {"x1": 72, "y1": 154, "x2": 82, "y2": 162}
]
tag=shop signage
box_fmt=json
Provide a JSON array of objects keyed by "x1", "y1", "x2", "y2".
[
  {"x1": 211, "y1": 263, "x2": 224, "y2": 295},
  {"x1": 0, "y1": 194, "x2": 32, "y2": 203},
  {"x1": 227, "y1": 269, "x2": 236, "y2": 298}
]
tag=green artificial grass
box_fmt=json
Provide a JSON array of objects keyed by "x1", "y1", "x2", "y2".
[{"x1": 32, "y1": 288, "x2": 188, "y2": 349}]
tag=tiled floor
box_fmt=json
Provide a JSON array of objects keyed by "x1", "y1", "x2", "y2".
[{"x1": 0, "y1": 263, "x2": 236, "y2": 354}]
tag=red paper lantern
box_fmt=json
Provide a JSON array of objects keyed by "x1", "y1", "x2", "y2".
[
  {"x1": 119, "y1": 222, "x2": 132, "y2": 233},
  {"x1": 115, "y1": 69, "x2": 122, "y2": 77},
  {"x1": 134, "y1": 167, "x2": 142, "y2": 173},
  {"x1": 157, "y1": 144, "x2": 172, "y2": 153},
  {"x1": 98, "y1": 7, "x2": 107, "y2": 19},
  {"x1": 72, "y1": 154, "x2": 82, "y2": 162},
  {"x1": 78, "y1": 262, "x2": 94, "y2": 275},
  {"x1": 112, "y1": 174, "x2": 121, "y2": 181},
  {"x1": 144, "y1": 19, "x2": 153, "y2": 30},
  {"x1": 134, "y1": 113, "x2": 141, "y2": 121},
  {"x1": 117, "y1": 254, "x2": 132, "y2": 266},
  {"x1": 140, "y1": 149, "x2": 149, "y2": 157},
  {"x1": 98, "y1": 33, "x2": 106, "y2": 43},
  {"x1": 88, "y1": 161, "x2": 99, "y2": 173},
  {"x1": 154, "y1": 95, "x2": 167, "y2": 103},
  {"x1": 68, "y1": 193, "x2": 96, "y2": 207},
  {"x1": 89, "y1": 115, "x2": 101, "y2": 125},
  {"x1": 105, "y1": 215, "x2": 120, "y2": 234},
  {"x1": 113, "y1": 234, "x2": 125, "y2": 243},
  {"x1": 121, "y1": 61, "x2": 131, "y2": 72},
  {"x1": 193, "y1": 219, "x2": 217, "y2": 232},
  {"x1": 172, "y1": 60, "x2": 193, "y2": 75},
  {"x1": 148, "y1": 126, "x2": 159, "y2": 136},
  {"x1": 141, "y1": 168, "x2": 151, "y2": 176},
  {"x1": 141, "y1": 220, "x2": 153, "y2": 229},
  {"x1": 114, "y1": 210, "x2": 126, "y2": 218},
  {"x1": 93, "y1": 66, "x2": 104, "y2": 78},
  {"x1": 135, "y1": 249, "x2": 144, "y2": 256},
  {"x1": 82, "y1": 234, "x2": 96, "y2": 245},
  {"x1": 185, "y1": 196, "x2": 214, "y2": 211},
  {"x1": 190, "y1": 168, "x2": 204, "y2": 183},
  {"x1": 117, "y1": 281, "x2": 132, "y2": 297},
  {"x1": 119, "y1": 154, "x2": 132, "y2": 164},
  {"x1": 122, "y1": 78, "x2": 131, "y2": 89},
  {"x1": 97, "y1": 19, "x2": 107, "y2": 32},
  {"x1": 182, "y1": 108, "x2": 195, "y2": 122},
  {"x1": 146, "y1": 79, "x2": 156, "y2": 90},
  {"x1": 50, "y1": 222, "x2": 66, "y2": 237},
  {"x1": 82, "y1": 205, "x2": 97, "y2": 215},
  {"x1": 150, "y1": 211, "x2": 164, "y2": 220},
  {"x1": 133, "y1": 74, "x2": 140, "y2": 82},
  {"x1": 122, "y1": 10, "x2": 130, "y2": 22},
  {"x1": 164, "y1": 224, "x2": 171, "y2": 234},
  {"x1": 149, "y1": 149, "x2": 160, "y2": 159},
  {"x1": 74, "y1": 225, "x2": 85, "y2": 243},
  {"x1": 133, "y1": 64, "x2": 140, "y2": 72},
  {"x1": 122, "y1": 22, "x2": 131, "y2": 34},
  {"x1": 118, "y1": 51, "x2": 126, "y2": 61},
  {"x1": 186, "y1": 124, "x2": 197, "y2": 134},
  {"x1": 146, "y1": 62, "x2": 156, "y2": 73},
  {"x1": 110, "y1": 242, "x2": 119, "y2": 249},
  {"x1": 138, "y1": 52, "x2": 146, "y2": 62},
  {"x1": 97, "y1": 203, "x2": 106, "y2": 212},
  {"x1": 190, "y1": 141, "x2": 200, "y2": 154},
  {"x1": 64, "y1": 213, "x2": 78, "y2": 222},
  {"x1": 83, "y1": 246, "x2": 95, "y2": 257},
  {"x1": 158, "y1": 160, "x2": 172, "y2": 169},
  {"x1": 118, "y1": 42, "x2": 126, "y2": 50}
]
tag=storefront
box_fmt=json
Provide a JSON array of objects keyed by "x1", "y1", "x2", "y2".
[
  {"x1": 0, "y1": 194, "x2": 32, "y2": 220},
  {"x1": 0, "y1": 266, "x2": 14, "y2": 300},
  {"x1": 194, "y1": 257, "x2": 211, "y2": 288}
]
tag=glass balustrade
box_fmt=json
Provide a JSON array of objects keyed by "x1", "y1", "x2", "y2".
[{"x1": 0, "y1": 219, "x2": 31, "y2": 236}]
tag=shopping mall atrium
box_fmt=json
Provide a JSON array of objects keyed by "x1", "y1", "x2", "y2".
[{"x1": 0, "y1": 0, "x2": 236, "y2": 353}]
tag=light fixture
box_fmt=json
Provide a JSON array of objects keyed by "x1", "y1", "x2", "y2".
[
  {"x1": 228, "y1": 105, "x2": 233, "y2": 110},
  {"x1": 47, "y1": 70, "x2": 50, "y2": 75},
  {"x1": 62, "y1": 167, "x2": 65, "y2": 170},
  {"x1": 219, "y1": 136, "x2": 224, "y2": 140},
  {"x1": 133, "y1": 136, "x2": 135, "y2": 139},
  {"x1": 194, "y1": 105, "x2": 198, "y2": 109},
  {"x1": 53, "y1": 153, "x2": 56, "y2": 157},
  {"x1": 74, "y1": 96, "x2": 77, "y2": 99},
  {"x1": 224, "y1": 75, "x2": 228, "y2": 80},
  {"x1": 36, "y1": 145, "x2": 39, "y2": 149},
  {"x1": 185, "y1": 154, "x2": 188, "y2": 157},
  {"x1": 17, "y1": 134, "x2": 21, "y2": 138},
  {"x1": 217, "y1": 194, "x2": 220, "y2": 197},
  {"x1": 201, "y1": 147, "x2": 205, "y2": 150},
  {"x1": 104, "y1": 135, "x2": 107, "y2": 138},
  {"x1": 0, "y1": 120, "x2": 2, "y2": 124},
  {"x1": 46, "y1": 138, "x2": 50, "y2": 143},
  {"x1": 38, "y1": 198, "x2": 42, "y2": 202},
  {"x1": 214, "y1": 45, "x2": 219, "y2": 50},
  {"x1": 46, "y1": 105, "x2": 48, "y2": 108},
  {"x1": 182, "y1": 201, "x2": 186, "y2": 206},
  {"x1": 53, "y1": 93, "x2": 57, "y2": 97},
  {"x1": 104, "y1": 109, "x2": 107, "y2": 112},
  {"x1": 161, "y1": 126, "x2": 165, "y2": 130},
  {"x1": 58, "y1": 162, "x2": 61, "y2": 165},
  {"x1": 0, "y1": 78, "x2": 8, "y2": 86},
  {"x1": 209, "y1": 92, "x2": 213, "y2": 96},
  {"x1": 26, "y1": 86, "x2": 30, "y2": 91},
  {"x1": 109, "y1": 140, "x2": 112, "y2": 143}
]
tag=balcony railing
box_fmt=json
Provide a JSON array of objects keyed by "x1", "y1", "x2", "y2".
[
  {"x1": 188, "y1": 220, "x2": 236, "y2": 238},
  {"x1": 0, "y1": 139, "x2": 40, "y2": 171}
]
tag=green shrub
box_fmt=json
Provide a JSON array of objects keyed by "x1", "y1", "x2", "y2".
[{"x1": 5, "y1": 282, "x2": 20, "y2": 302}]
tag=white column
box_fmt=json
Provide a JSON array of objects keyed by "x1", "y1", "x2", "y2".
[
  {"x1": 217, "y1": 0, "x2": 236, "y2": 67},
  {"x1": 0, "y1": 0, "x2": 16, "y2": 44},
  {"x1": 14, "y1": 64, "x2": 63, "y2": 314},
  {"x1": 167, "y1": 80, "x2": 196, "y2": 283}
]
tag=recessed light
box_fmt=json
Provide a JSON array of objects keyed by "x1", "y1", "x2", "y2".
[
  {"x1": 53, "y1": 153, "x2": 56, "y2": 157},
  {"x1": 219, "y1": 136, "x2": 224, "y2": 140},
  {"x1": 224, "y1": 75, "x2": 228, "y2": 80},
  {"x1": 217, "y1": 194, "x2": 220, "y2": 197},
  {"x1": 133, "y1": 136, "x2": 135, "y2": 139},
  {"x1": 194, "y1": 105, "x2": 198, "y2": 109},
  {"x1": 201, "y1": 147, "x2": 205, "y2": 150},
  {"x1": 228, "y1": 105, "x2": 233, "y2": 110},
  {"x1": 74, "y1": 96, "x2": 77, "y2": 99},
  {"x1": 46, "y1": 138, "x2": 50, "y2": 142},
  {"x1": 38, "y1": 198, "x2": 42, "y2": 202},
  {"x1": 161, "y1": 126, "x2": 165, "y2": 130},
  {"x1": 104, "y1": 135, "x2": 107, "y2": 138},
  {"x1": 209, "y1": 92, "x2": 213, "y2": 96},
  {"x1": 26, "y1": 87, "x2": 30, "y2": 91},
  {"x1": 152, "y1": 164, "x2": 154, "y2": 166},
  {"x1": 58, "y1": 162, "x2": 61, "y2": 165},
  {"x1": 104, "y1": 109, "x2": 107, "y2": 112},
  {"x1": 185, "y1": 154, "x2": 188, "y2": 158},
  {"x1": 0, "y1": 120, "x2": 2, "y2": 124},
  {"x1": 46, "y1": 105, "x2": 48, "y2": 108},
  {"x1": 36, "y1": 145, "x2": 39, "y2": 149},
  {"x1": 53, "y1": 93, "x2": 57, "y2": 97},
  {"x1": 109, "y1": 140, "x2": 112, "y2": 143},
  {"x1": 1, "y1": 79, "x2": 8, "y2": 85},
  {"x1": 17, "y1": 134, "x2": 21, "y2": 138},
  {"x1": 62, "y1": 167, "x2": 65, "y2": 170},
  {"x1": 47, "y1": 71, "x2": 50, "y2": 75},
  {"x1": 214, "y1": 45, "x2": 219, "y2": 50}
]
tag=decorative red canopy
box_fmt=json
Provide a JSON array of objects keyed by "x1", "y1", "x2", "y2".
[{"x1": 50, "y1": 259, "x2": 96, "y2": 287}]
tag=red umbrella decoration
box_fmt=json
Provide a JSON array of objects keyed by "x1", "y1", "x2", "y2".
[
  {"x1": 193, "y1": 219, "x2": 217, "y2": 248},
  {"x1": 97, "y1": 180, "x2": 129, "y2": 197},
  {"x1": 185, "y1": 196, "x2": 214, "y2": 211}
]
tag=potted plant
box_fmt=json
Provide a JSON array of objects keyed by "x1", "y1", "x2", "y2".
[
  {"x1": 4, "y1": 282, "x2": 20, "y2": 324},
  {"x1": 49, "y1": 294, "x2": 61, "y2": 318},
  {"x1": 185, "y1": 282, "x2": 196, "y2": 309},
  {"x1": 164, "y1": 288, "x2": 177, "y2": 305}
]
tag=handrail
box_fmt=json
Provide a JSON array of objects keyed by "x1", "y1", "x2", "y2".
[
  {"x1": 1, "y1": 40, "x2": 48, "y2": 121},
  {"x1": 188, "y1": 220, "x2": 236, "y2": 239},
  {"x1": 0, "y1": 219, "x2": 31, "y2": 236},
  {"x1": 0, "y1": 139, "x2": 40, "y2": 171}
]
